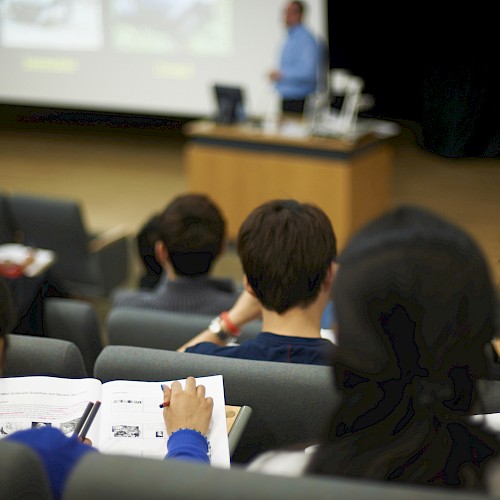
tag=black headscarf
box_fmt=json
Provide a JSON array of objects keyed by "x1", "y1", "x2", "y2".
[{"x1": 308, "y1": 206, "x2": 498, "y2": 488}]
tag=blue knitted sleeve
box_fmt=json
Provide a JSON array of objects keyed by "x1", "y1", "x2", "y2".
[{"x1": 166, "y1": 428, "x2": 210, "y2": 464}]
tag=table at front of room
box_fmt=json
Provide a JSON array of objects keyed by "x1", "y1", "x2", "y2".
[{"x1": 183, "y1": 120, "x2": 394, "y2": 250}]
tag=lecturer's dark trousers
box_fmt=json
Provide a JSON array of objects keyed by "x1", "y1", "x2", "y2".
[{"x1": 282, "y1": 98, "x2": 306, "y2": 115}]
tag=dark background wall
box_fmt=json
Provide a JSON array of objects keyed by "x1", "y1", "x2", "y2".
[{"x1": 327, "y1": 4, "x2": 499, "y2": 158}]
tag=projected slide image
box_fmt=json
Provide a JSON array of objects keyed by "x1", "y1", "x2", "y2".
[
  {"x1": 110, "y1": 0, "x2": 232, "y2": 55},
  {"x1": 1, "y1": 0, "x2": 103, "y2": 50}
]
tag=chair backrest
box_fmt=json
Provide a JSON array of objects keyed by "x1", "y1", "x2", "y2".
[
  {"x1": 43, "y1": 297, "x2": 104, "y2": 376},
  {"x1": 94, "y1": 345, "x2": 337, "y2": 463},
  {"x1": 475, "y1": 379, "x2": 500, "y2": 414},
  {"x1": 64, "y1": 452, "x2": 486, "y2": 500},
  {"x1": 0, "y1": 439, "x2": 51, "y2": 499},
  {"x1": 106, "y1": 307, "x2": 261, "y2": 351},
  {"x1": 0, "y1": 192, "x2": 16, "y2": 244},
  {"x1": 4, "y1": 334, "x2": 87, "y2": 378},
  {"x1": 8, "y1": 193, "x2": 91, "y2": 282}
]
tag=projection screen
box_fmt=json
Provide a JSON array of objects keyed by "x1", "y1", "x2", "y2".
[{"x1": 0, "y1": 0, "x2": 328, "y2": 118}]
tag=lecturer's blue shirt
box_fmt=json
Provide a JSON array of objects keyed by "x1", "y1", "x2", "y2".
[{"x1": 275, "y1": 24, "x2": 318, "y2": 99}]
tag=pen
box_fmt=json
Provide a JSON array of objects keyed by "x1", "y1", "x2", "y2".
[
  {"x1": 73, "y1": 402, "x2": 94, "y2": 437},
  {"x1": 79, "y1": 401, "x2": 101, "y2": 440},
  {"x1": 160, "y1": 383, "x2": 170, "y2": 408}
]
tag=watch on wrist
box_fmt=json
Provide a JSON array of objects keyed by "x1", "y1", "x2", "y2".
[{"x1": 208, "y1": 316, "x2": 231, "y2": 342}]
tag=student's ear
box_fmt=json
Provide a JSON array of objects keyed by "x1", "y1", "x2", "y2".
[
  {"x1": 242, "y1": 275, "x2": 257, "y2": 297},
  {"x1": 154, "y1": 240, "x2": 168, "y2": 265},
  {"x1": 323, "y1": 261, "x2": 337, "y2": 289}
]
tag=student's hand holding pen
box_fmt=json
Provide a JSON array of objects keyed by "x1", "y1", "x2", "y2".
[{"x1": 162, "y1": 377, "x2": 213, "y2": 436}]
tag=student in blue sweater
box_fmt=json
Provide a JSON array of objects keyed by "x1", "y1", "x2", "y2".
[{"x1": 0, "y1": 279, "x2": 213, "y2": 499}]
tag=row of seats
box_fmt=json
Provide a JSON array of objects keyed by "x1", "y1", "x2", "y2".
[
  {"x1": 5, "y1": 335, "x2": 337, "y2": 463},
  {"x1": 2, "y1": 439, "x2": 486, "y2": 500},
  {"x1": 106, "y1": 306, "x2": 262, "y2": 350},
  {"x1": 7, "y1": 334, "x2": 500, "y2": 463},
  {"x1": 2, "y1": 334, "x2": 493, "y2": 499},
  {"x1": 40, "y1": 297, "x2": 500, "y2": 382},
  {"x1": 0, "y1": 191, "x2": 130, "y2": 298},
  {"x1": 39, "y1": 296, "x2": 262, "y2": 377}
]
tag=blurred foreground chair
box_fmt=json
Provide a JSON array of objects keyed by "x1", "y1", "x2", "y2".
[
  {"x1": 43, "y1": 297, "x2": 104, "y2": 376},
  {"x1": 64, "y1": 452, "x2": 486, "y2": 500},
  {"x1": 7, "y1": 193, "x2": 130, "y2": 298},
  {"x1": 4, "y1": 334, "x2": 87, "y2": 378},
  {"x1": 0, "y1": 440, "x2": 51, "y2": 500},
  {"x1": 106, "y1": 307, "x2": 261, "y2": 351},
  {"x1": 94, "y1": 345, "x2": 336, "y2": 463}
]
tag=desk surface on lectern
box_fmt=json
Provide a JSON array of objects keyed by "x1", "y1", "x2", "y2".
[{"x1": 183, "y1": 120, "x2": 382, "y2": 159}]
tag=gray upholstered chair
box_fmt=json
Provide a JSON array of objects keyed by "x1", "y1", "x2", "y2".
[
  {"x1": 94, "y1": 345, "x2": 337, "y2": 463},
  {"x1": 0, "y1": 191, "x2": 16, "y2": 244},
  {"x1": 4, "y1": 334, "x2": 87, "y2": 378},
  {"x1": 43, "y1": 297, "x2": 104, "y2": 376},
  {"x1": 64, "y1": 452, "x2": 486, "y2": 500},
  {"x1": 475, "y1": 379, "x2": 500, "y2": 414},
  {"x1": 106, "y1": 307, "x2": 261, "y2": 351},
  {"x1": 7, "y1": 193, "x2": 130, "y2": 298},
  {"x1": 0, "y1": 440, "x2": 51, "y2": 500}
]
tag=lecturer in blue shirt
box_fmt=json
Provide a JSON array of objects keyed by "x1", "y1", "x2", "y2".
[{"x1": 269, "y1": 1, "x2": 318, "y2": 114}]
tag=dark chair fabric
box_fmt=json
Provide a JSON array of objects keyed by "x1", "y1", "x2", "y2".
[
  {"x1": 43, "y1": 297, "x2": 104, "y2": 376},
  {"x1": 4, "y1": 334, "x2": 87, "y2": 378},
  {"x1": 106, "y1": 307, "x2": 261, "y2": 351},
  {"x1": 0, "y1": 440, "x2": 52, "y2": 500},
  {"x1": 94, "y1": 345, "x2": 337, "y2": 463},
  {"x1": 0, "y1": 192, "x2": 16, "y2": 244},
  {"x1": 7, "y1": 193, "x2": 129, "y2": 298}
]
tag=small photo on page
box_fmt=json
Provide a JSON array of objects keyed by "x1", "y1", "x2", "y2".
[
  {"x1": 60, "y1": 417, "x2": 81, "y2": 435},
  {"x1": 31, "y1": 421, "x2": 52, "y2": 429},
  {"x1": 111, "y1": 424, "x2": 141, "y2": 438}
]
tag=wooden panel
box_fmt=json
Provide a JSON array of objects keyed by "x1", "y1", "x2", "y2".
[
  {"x1": 184, "y1": 141, "x2": 376, "y2": 248},
  {"x1": 350, "y1": 144, "x2": 394, "y2": 240},
  {"x1": 184, "y1": 121, "x2": 394, "y2": 249}
]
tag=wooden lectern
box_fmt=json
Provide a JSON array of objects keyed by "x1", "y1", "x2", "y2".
[{"x1": 183, "y1": 120, "x2": 394, "y2": 250}]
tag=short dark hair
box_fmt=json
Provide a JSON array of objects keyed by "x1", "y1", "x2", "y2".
[
  {"x1": 237, "y1": 199, "x2": 336, "y2": 313},
  {"x1": 290, "y1": 1, "x2": 305, "y2": 15},
  {"x1": 158, "y1": 194, "x2": 226, "y2": 277}
]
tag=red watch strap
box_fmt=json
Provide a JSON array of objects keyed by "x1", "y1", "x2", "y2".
[{"x1": 220, "y1": 311, "x2": 240, "y2": 336}]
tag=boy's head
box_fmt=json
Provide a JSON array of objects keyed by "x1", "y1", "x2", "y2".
[
  {"x1": 237, "y1": 199, "x2": 336, "y2": 313},
  {"x1": 157, "y1": 194, "x2": 226, "y2": 277}
]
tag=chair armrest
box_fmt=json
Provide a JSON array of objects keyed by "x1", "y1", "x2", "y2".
[
  {"x1": 91, "y1": 231, "x2": 130, "y2": 295},
  {"x1": 227, "y1": 405, "x2": 252, "y2": 457},
  {"x1": 88, "y1": 225, "x2": 129, "y2": 253}
]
